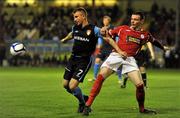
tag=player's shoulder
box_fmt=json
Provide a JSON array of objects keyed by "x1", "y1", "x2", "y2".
[
  {"x1": 143, "y1": 31, "x2": 151, "y2": 36},
  {"x1": 140, "y1": 28, "x2": 150, "y2": 34},
  {"x1": 114, "y1": 25, "x2": 129, "y2": 30},
  {"x1": 121, "y1": 25, "x2": 129, "y2": 28},
  {"x1": 88, "y1": 23, "x2": 97, "y2": 28},
  {"x1": 87, "y1": 24, "x2": 100, "y2": 32}
]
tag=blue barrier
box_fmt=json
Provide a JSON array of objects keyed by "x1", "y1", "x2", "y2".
[{"x1": 6, "y1": 40, "x2": 73, "y2": 54}]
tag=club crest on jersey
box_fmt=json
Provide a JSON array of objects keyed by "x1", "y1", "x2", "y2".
[
  {"x1": 86, "y1": 30, "x2": 91, "y2": 35},
  {"x1": 140, "y1": 34, "x2": 145, "y2": 39}
]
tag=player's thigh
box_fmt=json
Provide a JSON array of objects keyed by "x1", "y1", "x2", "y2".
[
  {"x1": 127, "y1": 70, "x2": 143, "y2": 86},
  {"x1": 73, "y1": 57, "x2": 92, "y2": 82},
  {"x1": 99, "y1": 67, "x2": 114, "y2": 79},
  {"x1": 63, "y1": 67, "x2": 73, "y2": 88},
  {"x1": 139, "y1": 66, "x2": 146, "y2": 73},
  {"x1": 63, "y1": 56, "x2": 74, "y2": 81}
]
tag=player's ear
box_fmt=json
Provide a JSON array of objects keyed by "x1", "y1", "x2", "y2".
[
  {"x1": 141, "y1": 19, "x2": 144, "y2": 25},
  {"x1": 82, "y1": 14, "x2": 86, "y2": 20}
]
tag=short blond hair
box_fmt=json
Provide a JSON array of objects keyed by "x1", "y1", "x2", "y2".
[
  {"x1": 103, "y1": 15, "x2": 111, "y2": 22},
  {"x1": 73, "y1": 7, "x2": 88, "y2": 18}
]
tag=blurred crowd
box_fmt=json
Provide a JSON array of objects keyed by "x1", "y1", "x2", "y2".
[
  {"x1": 0, "y1": 1, "x2": 179, "y2": 68},
  {"x1": 1, "y1": 3, "x2": 121, "y2": 41}
]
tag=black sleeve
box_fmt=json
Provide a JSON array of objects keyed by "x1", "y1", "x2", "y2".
[
  {"x1": 151, "y1": 40, "x2": 164, "y2": 51},
  {"x1": 149, "y1": 33, "x2": 164, "y2": 51}
]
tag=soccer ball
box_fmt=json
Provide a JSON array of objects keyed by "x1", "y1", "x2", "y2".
[{"x1": 10, "y1": 42, "x2": 26, "y2": 55}]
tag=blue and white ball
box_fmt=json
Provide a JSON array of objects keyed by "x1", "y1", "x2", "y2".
[{"x1": 10, "y1": 42, "x2": 26, "y2": 55}]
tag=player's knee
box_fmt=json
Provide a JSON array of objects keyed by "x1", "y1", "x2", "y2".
[
  {"x1": 69, "y1": 84, "x2": 77, "y2": 91},
  {"x1": 99, "y1": 67, "x2": 113, "y2": 78},
  {"x1": 136, "y1": 83, "x2": 144, "y2": 92},
  {"x1": 68, "y1": 79, "x2": 79, "y2": 91}
]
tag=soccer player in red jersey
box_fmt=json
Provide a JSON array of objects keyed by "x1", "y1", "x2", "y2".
[{"x1": 83, "y1": 11, "x2": 168, "y2": 115}]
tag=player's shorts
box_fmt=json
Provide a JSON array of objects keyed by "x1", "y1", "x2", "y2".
[
  {"x1": 101, "y1": 52, "x2": 139, "y2": 74},
  {"x1": 96, "y1": 50, "x2": 111, "y2": 61},
  {"x1": 135, "y1": 50, "x2": 149, "y2": 67},
  {"x1": 63, "y1": 55, "x2": 92, "y2": 82}
]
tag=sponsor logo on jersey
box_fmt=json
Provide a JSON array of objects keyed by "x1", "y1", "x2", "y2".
[
  {"x1": 74, "y1": 36, "x2": 90, "y2": 42},
  {"x1": 127, "y1": 36, "x2": 140, "y2": 44},
  {"x1": 86, "y1": 30, "x2": 91, "y2": 35}
]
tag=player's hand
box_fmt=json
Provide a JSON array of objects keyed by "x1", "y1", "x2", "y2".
[
  {"x1": 120, "y1": 51, "x2": 128, "y2": 60},
  {"x1": 150, "y1": 55, "x2": 155, "y2": 62},
  {"x1": 61, "y1": 38, "x2": 67, "y2": 43},
  {"x1": 163, "y1": 46, "x2": 170, "y2": 51},
  {"x1": 100, "y1": 27, "x2": 108, "y2": 36},
  {"x1": 150, "y1": 56, "x2": 155, "y2": 62}
]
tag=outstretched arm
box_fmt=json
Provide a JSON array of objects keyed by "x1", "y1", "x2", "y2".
[
  {"x1": 147, "y1": 42, "x2": 155, "y2": 60},
  {"x1": 151, "y1": 40, "x2": 165, "y2": 51},
  {"x1": 61, "y1": 32, "x2": 73, "y2": 43},
  {"x1": 149, "y1": 34, "x2": 169, "y2": 51}
]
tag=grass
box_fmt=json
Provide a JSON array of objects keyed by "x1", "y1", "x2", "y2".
[{"x1": 0, "y1": 67, "x2": 180, "y2": 118}]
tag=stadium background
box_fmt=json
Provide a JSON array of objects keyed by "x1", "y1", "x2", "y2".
[
  {"x1": 0, "y1": 0, "x2": 179, "y2": 68},
  {"x1": 0, "y1": 0, "x2": 180, "y2": 118}
]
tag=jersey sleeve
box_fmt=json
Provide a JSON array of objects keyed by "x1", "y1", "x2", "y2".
[
  {"x1": 148, "y1": 32, "x2": 164, "y2": 50},
  {"x1": 109, "y1": 26, "x2": 122, "y2": 37},
  {"x1": 148, "y1": 32, "x2": 156, "y2": 42},
  {"x1": 94, "y1": 26, "x2": 103, "y2": 38}
]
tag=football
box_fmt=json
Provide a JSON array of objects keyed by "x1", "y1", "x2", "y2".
[{"x1": 10, "y1": 42, "x2": 26, "y2": 55}]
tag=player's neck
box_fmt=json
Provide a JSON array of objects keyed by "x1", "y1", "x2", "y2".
[
  {"x1": 130, "y1": 26, "x2": 142, "y2": 31},
  {"x1": 104, "y1": 24, "x2": 110, "y2": 28},
  {"x1": 82, "y1": 20, "x2": 89, "y2": 28}
]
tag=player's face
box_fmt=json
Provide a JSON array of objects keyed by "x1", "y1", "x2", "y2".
[
  {"x1": 103, "y1": 18, "x2": 110, "y2": 26},
  {"x1": 73, "y1": 11, "x2": 85, "y2": 26},
  {"x1": 130, "y1": 15, "x2": 143, "y2": 29}
]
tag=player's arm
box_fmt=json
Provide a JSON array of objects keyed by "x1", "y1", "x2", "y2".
[
  {"x1": 94, "y1": 37, "x2": 103, "y2": 56},
  {"x1": 94, "y1": 26, "x2": 127, "y2": 58},
  {"x1": 103, "y1": 36, "x2": 127, "y2": 59},
  {"x1": 61, "y1": 32, "x2": 73, "y2": 43},
  {"x1": 97, "y1": 37, "x2": 103, "y2": 49},
  {"x1": 146, "y1": 42, "x2": 155, "y2": 60},
  {"x1": 149, "y1": 34, "x2": 168, "y2": 51}
]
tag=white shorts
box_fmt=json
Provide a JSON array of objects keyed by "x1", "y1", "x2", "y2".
[{"x1": 101, "y1": 52, "x2": 139, "y2": 74}]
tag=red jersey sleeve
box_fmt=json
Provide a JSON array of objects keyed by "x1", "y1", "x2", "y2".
[{"x1": 109, "y1": 26, "x2": 123, "y2": 37}]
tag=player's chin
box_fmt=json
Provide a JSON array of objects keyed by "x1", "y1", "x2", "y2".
[{"x1": 75, "y1": 22, "x2": 81, "y2": 26}]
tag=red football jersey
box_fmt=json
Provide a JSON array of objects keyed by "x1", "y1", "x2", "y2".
[{"x1": 109, "y1": 25, "x2": 155, "y2": 56}]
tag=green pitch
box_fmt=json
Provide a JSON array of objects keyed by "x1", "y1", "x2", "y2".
[{"x1": 0, "y1": 67, "x2": 179, "y2": 118}]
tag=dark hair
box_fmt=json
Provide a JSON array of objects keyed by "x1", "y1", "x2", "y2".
[
  {"x1": 132, "y1": 11, "x2": 145, "y2": 20},
  {"x1": 72, "y1": 7, "x2": 88, "y2": 17}
]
